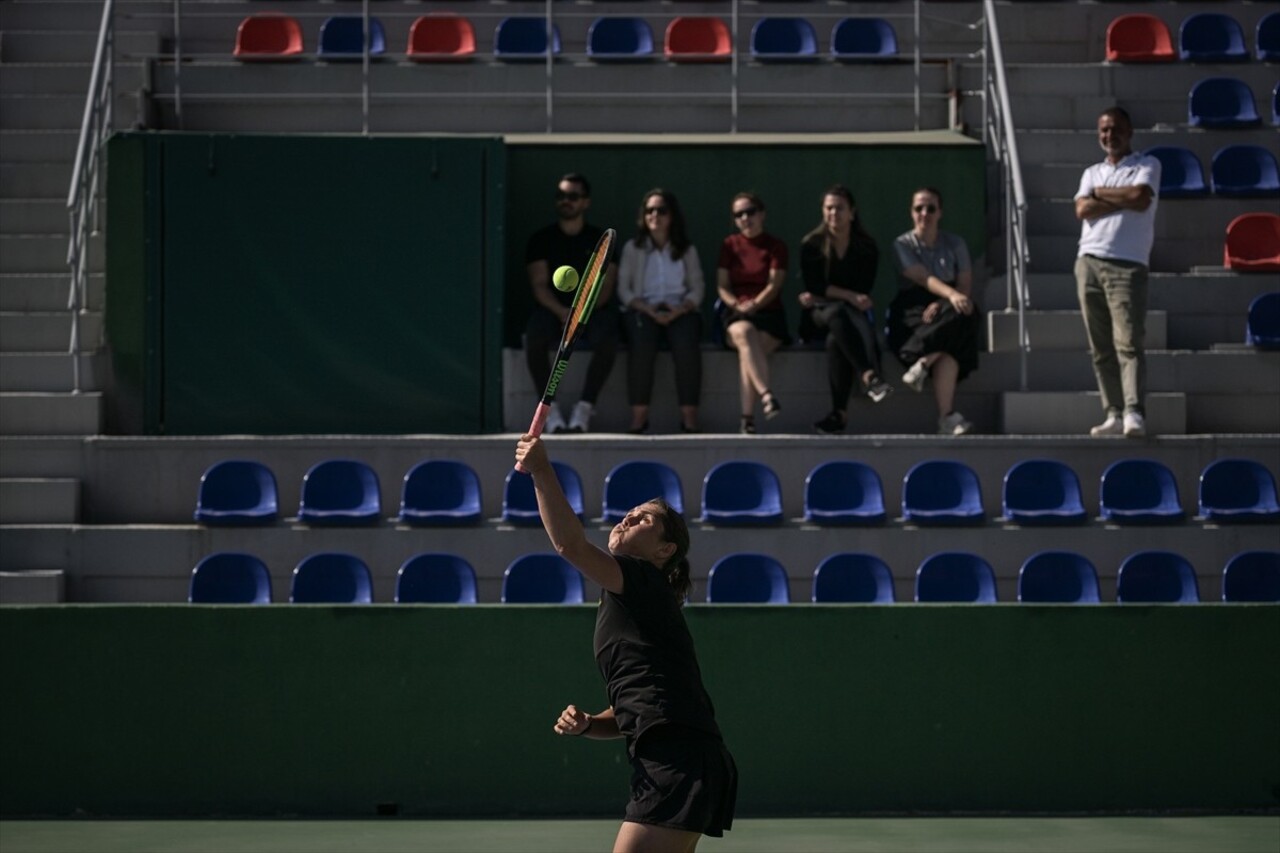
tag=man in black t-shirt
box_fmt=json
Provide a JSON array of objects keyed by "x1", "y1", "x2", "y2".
[{"x1": 524, "y1": 173, "x2": 619, "y2": 434}]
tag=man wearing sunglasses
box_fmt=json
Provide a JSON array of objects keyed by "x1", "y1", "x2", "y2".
[{"x1": 524, "y1": 173, "x2": 620, "y2": 433}]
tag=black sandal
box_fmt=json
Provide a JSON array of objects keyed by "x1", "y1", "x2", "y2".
[
  {"x1": 762, "y1": 392, "x2": 781, "y2": 420},
  {"x1": 740, "y1": 416, "x2": 756, "y2": 435}
]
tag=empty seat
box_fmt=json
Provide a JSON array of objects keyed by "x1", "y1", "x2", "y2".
[
  {"x1": 1246, "y1": 292, "x2": 1280, "y2": 346},
  {"x1": 812, "y1": 553, "x2": 895, "y2": 603},
  {"x1": 494, "y1": 17, "x2": 561, "y2": 59},
  {"x1": 189, "y1": 552, "x2": 273, "y2": 604},
  {"x1": 1099, "y1": 459, "x2": 1184, "y2": 525},
  {"x1": 1258, "y1": 13, "x2": 1280, "y2": 62},
  {"x1": 914, "y1": 552, "x2": 997, "y2": 603},
  {"x1": 407, "y1": 15, "x2": 476, "y2": 61},
  {"x1": 1001, "y1": 459, "x2": 1087, "y2": 526},
  {"x1": 194, "y1": 459, "x2": 279, "y2": 526},
  {"x1": 701, "y1": 460, "x2": 783, "y2": 526},
  {"x1": 751, "y1": 18, "x2": 818, "y2": 61},
  {"x1": 664, "y1": 17, "x2": 731, "y2": 63},
  {"x1": 398, "y1": 460, "x2": 482, "y2": 527},
  {"x1": 803, "y1": 460, "x2": 886, "y2": 526},
  {"x1": 830, "y1": 17, "x2": 898, "y2": 61},
  {"x1": 233, "y1": 14, "x2": 304, "y2": 59},
  {"x1": 901, "y1": 460, "x2": 984, "y2": 526},
  {"x1": 1199, "y1": 458, "x2": 1280, "y2": 522},
  {"x1": 1179, "y1": 13, "x2": 1248, "y2": 63},
  {"x1": 1274, "y1": 82, "x2": 1280, "y2": 126},
  {"x1": 298, "y1": 459, "x2": 381, "y2": 526},
  {"x1": 587, "y1": 17, "x2": 655, "y2": 61},
  {"x1": 1116, "y1": 551, "x2": 1199, "y2": 603},
  {"x1": 1105, "y1": 14, "x2": 1175, "y2": 63},
  {"x1": 1188, "y1": 77, "x2": 1261, "y2": 128},
  {"x1": 1017, "y1": 551, "x2": 1100, "y2": 603},
  {"x1": 1144, "y1": 146, "x2": 1208, "y2": 198},
  {"x1": 1225, "y1": 214, "x2": 1280, "y2": 272},
  {"x1": 1221, "y1": 551, "x2": 1280, "y2": 602},
  {"x1": 1210, "y1": 145, "x2": 1280, "y2": 197},
  {"x1": 317, "y1": 15, "x2": 387, "y2": 60},
  {"x1": 503, "y1": 461, "x2": 584, "y2": 526},
  {"x1": 602, "y1": 460, "x2": 683, "y2": 523},
  {"x1": 396, "y1": 553, "x2": 478, "y2": 604},
  {"x1": 291, "y1": 553, "x2": 373, "y2": 603},
  {"x1": 706, "y1": 553, "x2": 790, "y2": 603},
  {"x1": 502, "y1": 553, "x2": 584, "y2": 604}
]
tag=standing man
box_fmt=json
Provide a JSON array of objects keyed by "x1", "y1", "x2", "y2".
[
  {"x1": 525, "y1": 173, "x2": 619, "y2": 434},
  {"x1": 1073, "y1": 106, "x2": 1161, "y2": 438}
]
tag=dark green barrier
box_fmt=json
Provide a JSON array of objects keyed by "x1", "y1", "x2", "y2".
[{"x1": 3, "y1": 606, "x2": 1275, "y2": 817}]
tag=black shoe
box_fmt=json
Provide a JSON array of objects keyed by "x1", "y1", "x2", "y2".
[
  {"x1": 762, "y1": 392, "x2": 781, "y2": 420},
  {"x1": 814, "y1": 412, "x2": 846, "y2": 435},
  {"x1": 627, "y1": 421, "x2": 649, "y2": 435},
  {"x1": 740, "y1": 416, "x2": 756, "y2": 435},
  {"x1": 680, "y1": 423, "x2": 702, "y2": 434}
]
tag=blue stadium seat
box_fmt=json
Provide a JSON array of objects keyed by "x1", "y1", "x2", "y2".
[
  {"x1": 750, "y1": 18, "x2": 818, "y2": 62},
  {"x1": 189, "y1": 552, "x2": 273, "y2": 603},
  {"x1": 1198, "y1": 458, "x2": 1280, "y2": 523},
  {"x1": 914, "y1": 552, "x2": 997, "y2": 603},
  {"x1": 398, "y1": 460, "x2": 482, "y2": 527},
  {"x1": 1116, "y1": 551, "x2": 1199, "y2": 603},
  {"x1": 1221, "y1": 551, "x2": 1280, "y2": 602},
  {"x1": 706, "y1": 553, "x2": 790, "y2": 603},
  {"x1": 194, "y1": 459, "x2": 279, "y2": 526},
  {"x1": 503, "y1": 461, "x2": 584, "y2": 526},
  {"x1": 502, "y1": 553, "x2": 584, "y2": 604},
  {"x1": 1178, "y1": 13, "x2": 1248, "y2": 63},
  {"x1": 1188, "y1": 77, "x2": 1261, "y2": 128},
  {"x1": 298, "y1": 459, "x2": 381, "y2": 526},
  {"x1": 1099, "y1": 459, "x2": 1184, "y2": 525},
  {"x1": 1017, "y1": 551, "x2": 1101, "y2": 603},
  {"x1": 1210, "y1": 145, "x2": 1280, "y2": 197},
  {"x1": 1001, "y1": 459, "x2": 1087, "y2": 526},
  {"x1": 317, "y1": 15, "x2": 387, "y2": 60},
  {"x1": 701, "y1": 460, "x2": 783, "y2": 526},
  {"x1": 396, "y1": 553, "x2": 478, "y2": 603},
  {"x1": 902, "y1": 460, "x2": 985, "y2": 526},
  {"x1": 291, "y1": 552, "x2": 373, "y2": 603},
  {"x1": 1258, "y1": 13, "x2": 1280, "y2": 62},
  {"x1": 1144, "y1": 146, "x2": 1208, "y2": 198},
  {"x1": 803, "y1": 460, "x2": 886, "y2": 526},
  {"x1": 830, "y1": 17, "x2": 898, "y2": 61},
  {"x1": 1246, "y1": 292, "x2": 1280, "y2": 348},
  {"x1": 587, "y1": 17, "x2": 655, "y2": 61},
  {"x1": 812, "y1": 553, "x2": 895, "y2": 603},
  {"x1": 602, "y1": 460, "x2": 683, "y2": 523},
  {"x1": 494, "y1": 17, "x2": 562, "y2": 60}
]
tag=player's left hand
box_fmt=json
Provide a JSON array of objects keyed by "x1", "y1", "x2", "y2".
[{"x1": 515, "y1": 435, "x2": 551, "y2": 475}]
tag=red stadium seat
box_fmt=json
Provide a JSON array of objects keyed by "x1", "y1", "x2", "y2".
[
  {"x1": 1105, "y1": 14, "x2": 1175, "y2": 63},
  {"x1": 233, "y1": 14, "x2": 304, "y2": 60},
  {"x1": 665, "y1": 17, "x2": 732, "y2": 63},
  {"x1": 407, "y1": 15, "x2": 477, "y2": 62},
  {"x1": 1224, "y1": 213, "x2": 1280, "y2": 272}
]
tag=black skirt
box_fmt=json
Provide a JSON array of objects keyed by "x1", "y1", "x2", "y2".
[
  {"x1": 719, "y1": 303, "x2": 792, "y2": 347},
  {"x1": 624, "y1": 725, "x2": 738, "y2": 837},
  {"x1": 886, "y1": 287, "x2": 981, "y2": 382}
]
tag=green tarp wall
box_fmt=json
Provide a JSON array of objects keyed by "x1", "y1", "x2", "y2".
[{"x1": 3, "y1": 606, "x2": 1276, "y2": 817}]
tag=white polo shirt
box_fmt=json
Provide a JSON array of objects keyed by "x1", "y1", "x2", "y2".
[{"x1": 1075, "y1": 151, "x2": 1161, "y2": 266}]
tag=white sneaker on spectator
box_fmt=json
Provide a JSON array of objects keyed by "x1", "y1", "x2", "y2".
[
  {"x1": 902, "y1": 359, "x2": 929, "y2": 392},
  {"x1": 544, "y1": 405, "x2": 567, "y2": 435},
  {"x1": 1123, "y1": 412, "x2": 1146, "y2": 438},
  {"x1": 1089, "y1": 414, "x2": 1123, "y2": 436},
  {"x1": 938, "y1": 411, "x2": 973, "y2": 436},
  {"x1": 568, "y1": 401, "x2": 594, "y2": 433}
]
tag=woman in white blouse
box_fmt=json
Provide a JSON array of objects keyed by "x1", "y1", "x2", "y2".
[{"x1": 617, "y1": 189, "x2": 705, "y2": 434}]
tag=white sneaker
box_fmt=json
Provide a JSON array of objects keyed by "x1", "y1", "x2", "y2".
[
  {"x1": 938, "y1": 411, "x2": 973, "y2": 436},
  {"x1": 1123, "y1": 412, "x2": 1146, "y2": 438},
  {"x1": 568, "y1": 401, "x2": 593, "y2": 433},
  {"x1": 544, "y1": 405, "x2": 567, "y2": 435},
  {"x1": 902, "y1": 359, "x2": 929, "y2": 392},
  {"x1": 1089, "y1": 414, "x2": 1123, "y2": 437}
]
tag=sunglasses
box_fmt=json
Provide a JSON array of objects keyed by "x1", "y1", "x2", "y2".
[
  {"x1": 555, "y1": 191, "x2": 584, "y2": 202},
  {"x1": 644, "y1": 206, "x2": 669, "y2": 216},
  {"x1": 913, "y1": 204, "x2": 939, "y2": 214},
  {"x1": 733, "y1": 207, "x2": 759, "y2": 219}
]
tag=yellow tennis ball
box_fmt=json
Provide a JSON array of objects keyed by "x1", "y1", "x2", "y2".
[{"x1": 553, "y1": 265, "x2": 579, "y2": 293}]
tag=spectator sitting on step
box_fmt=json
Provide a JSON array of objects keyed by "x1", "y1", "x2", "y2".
[{"x1": 716, "y1": 192, "x2": 790, "y2": 435}]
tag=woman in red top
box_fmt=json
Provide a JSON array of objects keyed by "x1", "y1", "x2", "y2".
[{"x1": 716, "y1": 192, "x2": 791, "y2": 434}]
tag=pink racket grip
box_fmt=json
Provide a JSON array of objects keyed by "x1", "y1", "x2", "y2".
[{"x1": 514, "y1": 403, "x2": 551, "y2": 473}]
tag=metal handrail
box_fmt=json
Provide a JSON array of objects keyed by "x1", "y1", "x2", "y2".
[{"x1": 66, "y1": 0, "x2": 115, "y2": 395}]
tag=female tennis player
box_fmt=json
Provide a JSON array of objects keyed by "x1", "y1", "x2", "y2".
[{"x1": 514, "y1": 435, "x2": 737, "y2": 853}]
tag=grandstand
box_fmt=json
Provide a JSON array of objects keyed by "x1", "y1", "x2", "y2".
[{"x1": 1, "y1": 0, "x2": 1277, "y2": 822}]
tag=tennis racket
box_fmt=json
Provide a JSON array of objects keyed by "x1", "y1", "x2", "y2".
[{"x1": 516, "y1": 227, "x2": 616, "y2": 472}]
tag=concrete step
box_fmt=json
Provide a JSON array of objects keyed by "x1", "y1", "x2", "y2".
[
  {"x1": 0, "y1": 29, "x2": 160, "y2": 63},
  {"x1": 0, "y1": 392, "x2": 103, "y2": 435},
  {"x1": 0, "y1": 311, "x2": 103, "y2": 352},
  {"x1": 0, "y1": 570, "x2": 66, "y2": 603},
  {"x1": 0, "y1": 352, "x2": 103, "y2": 392},
  {"x1": 0, "y1": 477, "x2": 79, "y2": 524},
  {"x1": 0, "y1": 94, "x2": 89, "y2": 130},
  {"x1": 0, "y1": 130, "x2": 78, "y2": 162},
  {"x1": 0, "y1": 233, "x2": 102, "y2": 275},
  {"x1": 1027, "y1": 233, "x2": 1232, "y2": 278},
  {"x1": 988, "y1": 310, "x2": 1168, "y2": 352},
  {"x1": 0, "y1": 163, "x2": 73, "y2": 199},
  {"x1": 0, "y1": 0, "x2": 169, "y2": 31},
  {"x1": 0, "y1": 436, "x2": 85, "y2": 478},
  {"x1": 0, "y1": 199, "x2": 69, "y2": 236},
  {"x1": 0, "y1": 273, "x2": 103, "y2": 312},
  {"x1": 1016, "y1": 127, "x2": 1280, "y2": 171},
  {"x1": 1002, "y1": 391, "x2": 1187, "y2": 436},
  {"x1": 0, "y1": 63, "x2": 91, "y2": 95}
]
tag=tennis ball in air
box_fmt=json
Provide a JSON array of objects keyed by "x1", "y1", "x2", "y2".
[{"x1": 553, "y1": 265, "x2": 580, "y2": 293}]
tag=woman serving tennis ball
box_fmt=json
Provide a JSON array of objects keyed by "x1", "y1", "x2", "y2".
[
  {"x1": 553, "y1": 265, "x2": 580, "y2": 293},
  {"x1": 514, "y1": 434, "x2": 737, "y2": 852}
]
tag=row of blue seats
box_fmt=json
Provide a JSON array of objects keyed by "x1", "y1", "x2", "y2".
[
  {"x1": 190, "y1": 548, "x2": 1280, "y2": 604},
  {"x1": 195, "y1": 456, "x2": 1280, "y2": 528},
  {"x1": 1150, "y1": 144, "x2": 1278, "y2": 197},
  {"x1": 1185, "y1": 77, "x2": 1279, "y2": 128}
]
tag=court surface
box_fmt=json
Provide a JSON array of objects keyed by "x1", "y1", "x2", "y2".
[{"x1": 2, "y1": 817, "x2": 1277, "y2": 853}]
